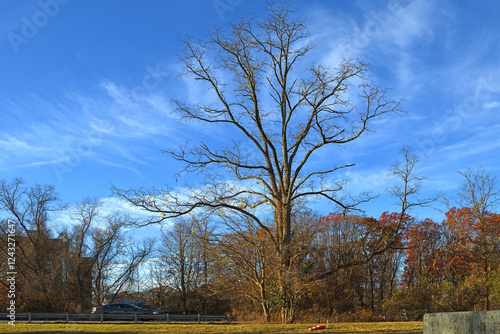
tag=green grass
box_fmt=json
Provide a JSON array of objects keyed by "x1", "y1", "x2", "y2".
[{"x1": 0, "y1": 322, "x2": 423, "y2": 333}]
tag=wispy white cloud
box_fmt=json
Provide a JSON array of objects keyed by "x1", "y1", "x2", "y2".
[
  {"x1": 483, "y1": 101, "x2": 500, "y2": 109},
  {"x1": 343, "y1": 167, "x2": 391, "y2": 195},
  {"x1": 417, "y1": 125, "x2": 500, "y2": 179},
  {"x1": 0, "y1": 78, "x2": 181, "y2": 173},
  {"x1": 310, "y1": 1, "x2": 441, "y2": 63},
  {"x1": 382, "y1": 0, "x2": 437, "y2": 49},
  {"x1": 99, "y1": 196, "x2": 156, "y2": 220}
]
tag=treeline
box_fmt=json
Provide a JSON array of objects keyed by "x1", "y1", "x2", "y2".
[
  {"x1": 1, "y1": 167, "x2": 499, "y2": 321},
  {"x1": 139, "y1": 206, "x2": 499, "y2": 322},
  {"x1": 0, "y1": 178, "x2": 154, "y2": 313}
]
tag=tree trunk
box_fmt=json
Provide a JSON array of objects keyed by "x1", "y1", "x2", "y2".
[
  {"x1": 259, "y1": 280, "x2": 271, "y2": 323},
  {"x1": 484, "y1": 262, "x2": 490, "y2": 311},
  {"x1": 262, "y1": 302, "x2": 271, "y2": 323},
  {"x1": 281, "y1": 305, "x2": 295, "y2": 324},
  {"x1": 275, "y1": 203, "x2": 295, "y2": 323},
  {"x1": 369, "y1": 264, "x2": 375, "y2": 311}
]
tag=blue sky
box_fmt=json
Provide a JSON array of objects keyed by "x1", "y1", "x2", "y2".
[{"x1": 1, "y1": 0, "x2": 499, "y2": 231}]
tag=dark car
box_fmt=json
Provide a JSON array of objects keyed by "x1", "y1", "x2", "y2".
[{"x1": 91, "y1": 303, "x2": 154, "y2": 314}]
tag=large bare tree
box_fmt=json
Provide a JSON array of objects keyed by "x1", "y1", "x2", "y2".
[{"x1": 114, "y1": 3, "x2": 402, "y2": 322}]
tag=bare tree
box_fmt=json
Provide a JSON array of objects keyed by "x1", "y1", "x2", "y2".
[
  {"x1": 114, "y1": 3, "x2": 402, "y2": 322},
  {"x1": 64, "y1": 198, "x2": 155, "y2": 306},
  {"x1": 0, "y1": 178, "x2": 66, "y2": 311},
  {"x1": 147, "y1": 258, "x2": 170, "y2": 311},
  {"x1": 90, "y1": 212, "x2": 155, "y2": 305},
  {"x1": 381, "y1": 146, "x2": 436, "y2": 250},
  {"x1": 0, "y1": 177, "x2": 64, "y2": 239},
  {"x1": 312, "y1": 147, "x2": 433, "y2": 282},
  {"x1": 160, "y1": 218, "x2": 201, "y2": 313},
  {"x1": 191, "y1": 217, "x2": 216, "y2": 314},
  {"x1": 456, "y1": 166, "x2": 499, "y2": 217},
  {"x1": 213, "y1": 215, "x2": 276, "y2": 322},
  {"x1": 61, "y1": 197, "x2": 100, "y2": 311},
  {"x1": 455, "y1": 166, "x2": 499, "y2": 310}
]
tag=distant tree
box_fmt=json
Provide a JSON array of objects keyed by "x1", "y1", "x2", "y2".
[
  {"x1": 0, "y1": 178, "x2": 65, "y2": 235},
  {"x1": 312, "y1": 212, "x2": 409, "y2": 314},
  {"x1": 87, "y1": 212, "x2": 154, "y2": 306},
  {"x1": 146, "y1": 258, "x2": 170, "y2": 311},
  {"x1": 402, "y1": 218, "x2": 443, "y2": 289},
  {"x1": 160, "y1": 218, "x2": 201, "y2": 313},
  {"x1": 442, "y1": 208, "x2": 500, "y2": 311},
  {"x1": 62, "y1": 197, "x2": 155, "y2": 307},
  {"x1": 0, "y1": 178, "x2": 66, "y2": 311},
  {"x1": 363, "y1": 212, "x2": 408, "y2": 311},
  {"x1": 445, "y1": 167, "x2": 500, "y2": 310},
  {"x1": 190, "y1": 217, "x2": 216, "y2": 314},
  {"x1": 311, "y1": 213, "x2": 368, "y2": 313},
  {"x1": 395, "y1": 167, "x2": 500, "y2": 315},
  {"x1": 213, "y1": 218, "x2": 276, "y2": 321},
  {"x1": 0, "y1": 183, "x2": 153, "y2": 312},
  {"x1": 391, "y1": 218, "x2": 444, "y2": 317}
]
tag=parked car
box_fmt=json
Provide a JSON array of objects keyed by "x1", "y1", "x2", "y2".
[{"x1": 91, "y1": 303, "x2": 154, "y2": 314}]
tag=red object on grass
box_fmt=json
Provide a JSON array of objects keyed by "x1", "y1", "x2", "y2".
[{"x1": 305, "y1": 324, "x2": 326, "y2": 331}]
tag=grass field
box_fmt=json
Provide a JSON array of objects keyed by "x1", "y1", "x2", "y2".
[{"x1": 0, "y1": 322, "x2": 423, "y2": 333}]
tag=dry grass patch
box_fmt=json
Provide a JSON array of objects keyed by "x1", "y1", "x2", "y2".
[{"x1": 0, "y1": 322, "x2": 423, "y2": 333}]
